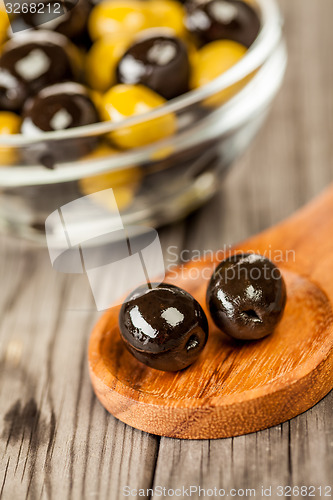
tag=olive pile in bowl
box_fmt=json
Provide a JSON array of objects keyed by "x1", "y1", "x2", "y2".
[{"x1": 0, "y1": 0, "x2": 286, "y2": 243}]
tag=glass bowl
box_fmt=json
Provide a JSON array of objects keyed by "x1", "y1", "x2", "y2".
[{"x1": 0, "y1": 0, "x2": 286, "y2": 245}]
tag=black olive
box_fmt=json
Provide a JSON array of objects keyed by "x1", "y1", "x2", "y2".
[
  {"x1": 119, "y1": 283, "x2": 209, "y2": 371},
  {"x1": 116, "y1": 34, "x2": 190, "y2": 100},
  {"x1": 21, "y1": 82, "x2": 99, "y2": 165},
  {"x1": 207, "y1": 253, "x2": 287, "y2": 340},
  {"x1": 21, "y1": 0, "x2": 92, "y2": 47},
  {"x1": 185, "y1": 0, "x2": 260, "y2": 48},
  {"x1": 0, "y1": 31, "x2": 79, "y2": 112},
  {"x1": 22, "y1": 81, "x2": 99, "y2": 132},
  {"x1": 0, "y1": 67, "x2": 29, "y2": 112}
]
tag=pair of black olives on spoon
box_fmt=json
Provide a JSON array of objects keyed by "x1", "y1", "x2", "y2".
[{"x1": 119, "y1": 253, "x2": 287, "y2": 372}]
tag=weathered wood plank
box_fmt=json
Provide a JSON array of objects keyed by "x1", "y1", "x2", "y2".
[
  {"x1": 152, "y1": 395, "x2": 332, "y2": 497},
  {"x1": 0, "y1": 239, "x2": 160, "y2": 500},
  {"x1": 0, "y1": 0, "x2": 333, "y2": 498}
]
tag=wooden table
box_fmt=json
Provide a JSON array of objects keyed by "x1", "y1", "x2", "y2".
[{"x1": 0, "y1": 1, "x2": 332, "y2": 498}]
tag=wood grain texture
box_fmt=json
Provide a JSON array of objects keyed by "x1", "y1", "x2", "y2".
[
  {"x1": 1, "y1": 0, "x2": 333, "y2": 497},
  {"x1": 89, "y1": 186, "x2": 333, "y2": 439}
]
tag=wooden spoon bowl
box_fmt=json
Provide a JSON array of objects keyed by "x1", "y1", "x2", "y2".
[{"x1": 88, "y1": 186, "x2": 333, "y2": 439}]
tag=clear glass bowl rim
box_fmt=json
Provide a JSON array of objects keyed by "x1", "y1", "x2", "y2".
[{"x1": 0, "y1": 0, "x2": 283, "y2": 146}]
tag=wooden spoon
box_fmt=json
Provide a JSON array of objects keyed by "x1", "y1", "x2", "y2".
[{"x1": 88, "y1": 185, "x2": 333, "y2": 439}]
